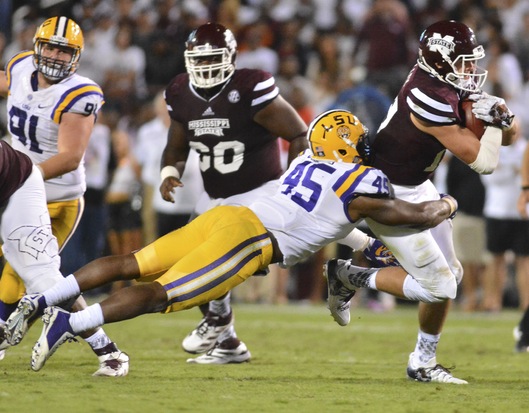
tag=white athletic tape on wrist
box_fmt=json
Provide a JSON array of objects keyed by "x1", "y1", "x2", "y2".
[
  {"x1": 160, "y1": 165, "x2": 180, "y2": 181},
  {"x1": 468, "y1": 126, "x2": 502, "y2": 174}
]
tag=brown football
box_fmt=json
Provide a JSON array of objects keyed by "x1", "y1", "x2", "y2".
[{"x1": 461, "y1": 99, "x2": 486, "y2": 139}]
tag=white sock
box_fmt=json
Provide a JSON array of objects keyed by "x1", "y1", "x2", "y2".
[
  {"x1": 69, "y1": 303, "x2": 104, "y2": 334},
  {"x1": 209, "y1": 292, "x2": 231, "y2": 317},
  {"x1": 44, "y1": 274, "x2": 80, "y2": 306},
  {"x1": 368, "y1": 272, "x2": 377, "y2": 289},
  {"x1": 82, "y1": 328, "x2": 112, "y2": 350},
  {"x1": 414, "y1": 330, "x2": 440, "y2": 364}
]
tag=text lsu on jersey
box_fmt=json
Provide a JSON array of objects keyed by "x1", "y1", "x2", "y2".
[{"x1": 5, "y1": 51, "x2": 104, "y2": 202}]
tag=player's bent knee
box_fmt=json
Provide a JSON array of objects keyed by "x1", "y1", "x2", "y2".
[
  {"x1": 410, "y1": 265, "x2": 458, "y2": 301},
  {"x1": 427, "y1": 274, "x2": 458, "y2": 300},
  {"x1": 402, "y1": 274, "x2": 449, "y2": 303}
]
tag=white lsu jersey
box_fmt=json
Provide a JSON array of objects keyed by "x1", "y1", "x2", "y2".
[
  {"x1": 5, "y1": 51, "x2": 104, "y2": 202},
  {"x1": 248, "y1": 150, "x2": 392, "y2": 267}
]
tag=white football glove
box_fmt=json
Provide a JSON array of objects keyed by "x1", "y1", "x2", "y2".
[{"x1": 468, "y1": 92, "x2": 514, "y2": 129}]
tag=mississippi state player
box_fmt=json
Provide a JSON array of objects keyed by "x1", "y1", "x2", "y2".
[{"x1": 325, "y1": 20, "x2": 518, "y2": 384}]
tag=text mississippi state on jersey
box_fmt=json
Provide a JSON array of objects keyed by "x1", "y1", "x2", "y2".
[{"x1": 165, "y1": 69, "x2": 283, "y2": 198}]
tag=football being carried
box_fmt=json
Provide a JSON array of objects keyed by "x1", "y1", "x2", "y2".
[{"x1": 464, "y1": 92, "x2": 515, "y2": 139}]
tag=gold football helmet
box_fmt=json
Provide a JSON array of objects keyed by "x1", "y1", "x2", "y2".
[
  {"x1": 308, "y1": 109, "x2": 372, "y2": 164},
  {"x1": 33, "y1": 16, "x2": 84, "y2": 81}
]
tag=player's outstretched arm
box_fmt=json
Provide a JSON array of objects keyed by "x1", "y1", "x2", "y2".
[{"x1": 347, "y1": 195, "x2": 457, "y2": 230}]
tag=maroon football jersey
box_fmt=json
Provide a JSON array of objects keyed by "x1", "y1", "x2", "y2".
[
  {"x1": 165, "y1": 69, "x2": 283, "y2": 199},
  {"x1": 0, "y1": 140, "x2": 33, "y2": 207},
  {"x1": 372, "y1": 65, "x2": 465, "y2": 185}
]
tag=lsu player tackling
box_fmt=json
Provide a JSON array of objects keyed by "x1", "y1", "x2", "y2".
[
  {"x1": 159, "y1": 22, "x2": 391, "y2": 364},
  {"x1": 159, "y1": 22, "x2": 308, "y2": 364},
  {"x1": 0, "y1": 16, "x2": 128, "y2": 376},
  {"x1": 4, "y1": 110, "x2": 457, "y2": 374}
]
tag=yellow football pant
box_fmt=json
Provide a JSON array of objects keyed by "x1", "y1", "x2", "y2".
[
  {"x1": 0, "y1": 198, "x2": 83, "y2": 304},
  {"x1": 135, "y1": 205, "x2": 274, "y2": 313}
]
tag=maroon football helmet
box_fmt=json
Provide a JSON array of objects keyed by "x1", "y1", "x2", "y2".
[
  {"x1": 184, "y1": 22, "x2": 237, "y2": 89},
  {"x1": 417, "y1": 20, "x2": 487, "y2": 92}
]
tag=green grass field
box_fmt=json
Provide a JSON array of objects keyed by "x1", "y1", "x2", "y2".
[{"x1": 1, "y1": 302, "x2": 528, "y2": 413}]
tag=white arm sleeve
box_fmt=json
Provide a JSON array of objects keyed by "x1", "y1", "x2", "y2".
[
  {"x1": 468, "y1": 126, "x2": 502, "y2": 174},
  {"x1": 337, "y1": 228, "x2": 371, "y2": 251}
]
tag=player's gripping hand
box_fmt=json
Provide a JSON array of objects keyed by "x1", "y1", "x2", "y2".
[
  {"x1": 159, "y1": 176, "x2": 184, "y2": 203},
  {"x1": 468, "y1": 92, "x2": 514, "y2": 130},
  {"x1": 362, "y1": 238, "x2": 400, "y2": 268}
]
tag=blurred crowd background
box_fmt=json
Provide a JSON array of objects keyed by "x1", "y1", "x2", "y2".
[{"x1": 1, "y1": 0, "x2": 529, "y2": 312}]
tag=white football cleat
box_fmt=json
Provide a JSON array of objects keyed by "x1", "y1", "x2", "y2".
[
  {"x1": 0, "y1": 324, "x2": 8, "y2": 360},
  {"x1": 31, "y1": 307, "x2": 76, "y2": 372},
  {"x1": 182, "y1": 311, "x2": 234, "y2": 354},
  {"x1": 186, "y1": 339, "x2": 251, "y2": 364},
  {"x1": 6, "y1": 293, "x2": 47, "y2": 345},
  {"x1": 406, "y1": 353, "x2": 468, "y2": 384},
  {"x1": 93, "y1": 343, "x2": 130, "y2": 377},
  {"x1": 323, "y1": 259, "x2": 356, "y2": 326}
]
